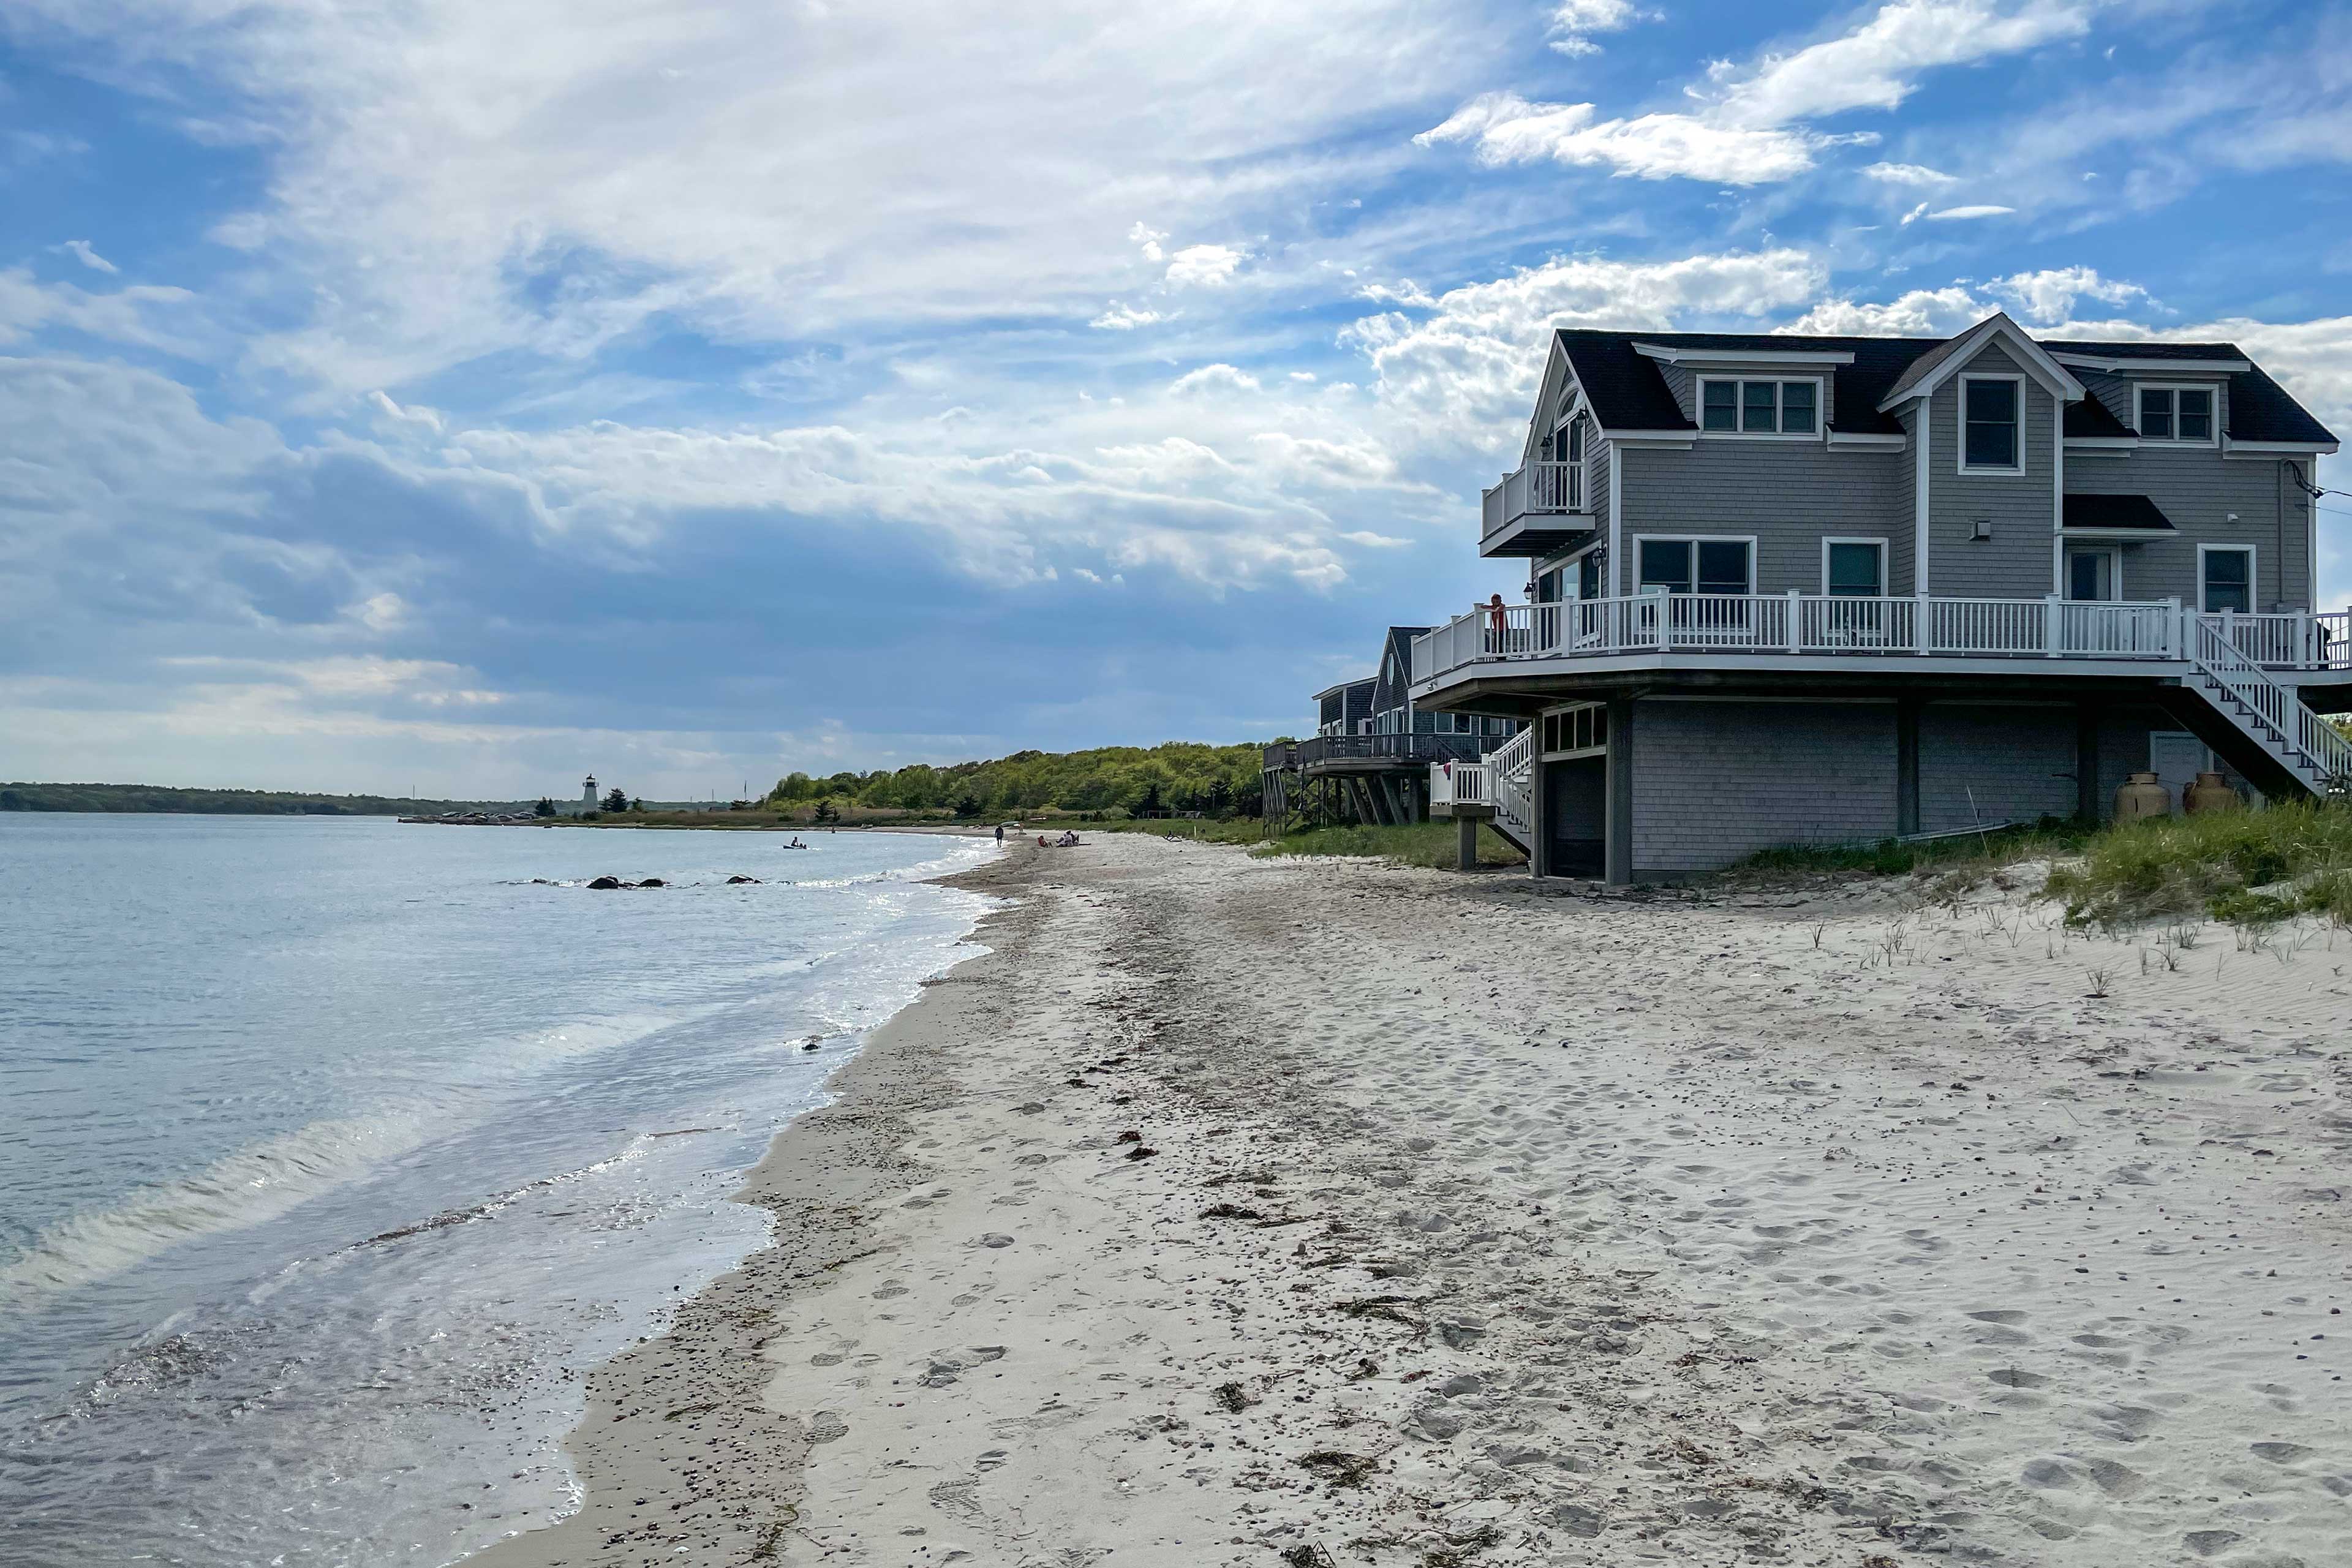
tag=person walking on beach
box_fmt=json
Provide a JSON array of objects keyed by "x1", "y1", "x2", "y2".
[{"x1": 995, "y1": 823, "x2": 1005, "y2": 845}]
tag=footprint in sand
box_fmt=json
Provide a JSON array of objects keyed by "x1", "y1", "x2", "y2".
[
  {"x1": 1966, "y1": 1309, "x2": 2028, "y2": 1325},
  {"x1": 807, "y1": 1412, "x2": 849, "y2": 1443},
  {"x1": 2250, "y1": 1441, "x2": 2315, "y2": 1464}
]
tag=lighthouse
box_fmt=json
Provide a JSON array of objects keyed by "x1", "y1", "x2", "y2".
[{"x1": 581, "y1": 774, "x2": 599, "y2": 815}]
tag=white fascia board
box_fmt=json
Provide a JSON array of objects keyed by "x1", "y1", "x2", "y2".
[
  {"x1": 1879, "y1": 316, "x2": 2086, "y2": 412},
  {"x1": 2222, "y1": 436, "x2": 2339, "y2": 458},
  {"x1": 1827, "y1": 431, "x2": 1907, "y2": 449},
  {"x1": 1632, "y1": 343, "x2": 1855, "y2": 366},
  {"x1": 1605, "y1": 428, "x2": 1697, "y2": 447},
  {"x1": 2051, "y1": 353, "x2": 2250, "y2": 375},
  {"x1": 2064, "y1": 436, "x2": 2139, "y2": 448}
]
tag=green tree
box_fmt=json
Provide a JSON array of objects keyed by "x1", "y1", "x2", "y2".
[
  {"x1": 533, "y1": 797, "x2": 556, "y2": 818},
  {"x1": 953, "y1": 793, "x2": 984, "y2": 818},
  {"x1": 603, "y1": 786, "x2": 629, "y2": 813},
  {"x1": 813, "y1": 798, "x2": 840, "y2": 823}
]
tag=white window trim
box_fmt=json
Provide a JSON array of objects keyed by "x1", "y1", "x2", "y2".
[
  {"x1": 1956, "y1": 372, "x2": 2027, "y2": 476},
  {"x1": 1820, "y1": 536, "x2": 1890, "y2": 597},
  {"x1": 1539, "y1": 701, "x2": 1610, "y2": 761},
  {"x1": 2062, "y1": 543, "x2": 2124, "y2": 602},
  {"x1": 1695, "y1": 376, "x2": 1825, "y2": 441},
  {"x1": 1632, "y1": 533, "x2": 1760, "y2": 595},
  {"x1": 2133, "y1": 382, "x2": 2221, "y2": 447},
  {"x1": 2197, "y1": 542, "x2": 2257, "y2": 613}
]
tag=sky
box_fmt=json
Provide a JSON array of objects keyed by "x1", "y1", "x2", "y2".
[{"x1": 2, "y1": 0, "x2": 2349, "y2": 800}]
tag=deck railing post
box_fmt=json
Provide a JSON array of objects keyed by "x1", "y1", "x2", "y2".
[
  {"x1": 1916, "y1": 592, "x2": 1931, "y2": 655},
  {"x1": 2045, "y1": 593, "x2": 2063, "y2": 658},
  {"x1": 1786, "y1": 590, "x2": 1802, "y2": 653},
  {"x1": 2165, "y1": 597, "x2": 2182, "y2": 660}
]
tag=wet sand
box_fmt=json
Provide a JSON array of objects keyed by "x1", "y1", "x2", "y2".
[{"x1": 478, "y1": 834, "x2": 2351, "y2": 1566}]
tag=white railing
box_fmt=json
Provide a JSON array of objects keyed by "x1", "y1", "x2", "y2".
[
  {"x1": 1413, "y1": 595, "x2": 2352, "y2": 685},
  {"x1": 1429, "y1": 758, "x2": 1492, "y2": 812},
  {"x1": 2187, "y1": 616, "x2": 2352, "y2": 788},
  {"x1": 1480, "y1": 460, "x2": 1586, "y2": 538},
  {"x1": 1486, "y1": 724, "x2": 1536, "y2": 842}
]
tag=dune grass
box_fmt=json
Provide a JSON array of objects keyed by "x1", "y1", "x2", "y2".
[
  {"x1": 1732, "y1": 819, "x2": 2088, "y2": 882},
  {"x1": 2044, "y1": 803, "x2": 2352, "y2": 927},
  {"x1": 1246, "y1": 820, "x2": 1527, "y2": 869}
]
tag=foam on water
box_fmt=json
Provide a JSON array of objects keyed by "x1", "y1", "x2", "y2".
[{"x1": 0, "y1": 816, "x2": 992, "y2": 1566}]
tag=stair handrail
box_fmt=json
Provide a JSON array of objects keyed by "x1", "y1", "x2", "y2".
[
  {"x1": 2188, "y1": 614, "x2": 2352, "y2": 789},
  {"x1": 1487, "y1": 724, "x2": 1537, "y2": 839}
]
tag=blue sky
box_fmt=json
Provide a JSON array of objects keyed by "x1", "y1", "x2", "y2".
[{"x1": 2, "y1": 0, "x2": 2348, "y2": 799}]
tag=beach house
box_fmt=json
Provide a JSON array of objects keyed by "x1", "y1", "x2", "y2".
[
  {"x1": 1411, "y1": 312, "x2": 2348, "y2": 881},
  {"x1": 1264, "y1": 627, "x2": 1520, "y2": 827}
]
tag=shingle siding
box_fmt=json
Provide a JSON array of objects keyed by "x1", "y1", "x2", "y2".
[
  {"x1": 1629, "y1": 700, "x2": 1898, "y2": 872},
  {"x1": 1617, "y1": 441, "x2": 1906, "y2": 596},
  {"x1": 1917, "y1": 703, "x2": 2077, "y2": 832},
  {"x1": 1925, "y1": 343, "x2": 2061, "y2": 599}
]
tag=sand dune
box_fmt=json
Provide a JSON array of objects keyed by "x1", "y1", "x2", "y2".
[{"x1": 480, "y1": 834, "x2": 2350, "y2": 1567}]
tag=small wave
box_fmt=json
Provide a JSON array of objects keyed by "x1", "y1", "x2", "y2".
[{"x1": 0, "y1": 1111, "x2": 435, "y2": 1314}]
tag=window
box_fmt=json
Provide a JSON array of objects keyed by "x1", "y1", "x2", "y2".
[
  {"x1": 1638, "y1": 537, "x2": 1754, "y2": 597},
  {"x1": 1577, "y1": 552, "x2": 1602, "y2": 600},
  {"x1": 2065, "y1": 546, "x2": 2119, "y2": 603},
  {"x1": 1962, "y1": 377, "x2": 2019, "y2": 470},
  {"x1": 2137, "y1": 385, "x2": 2215, "y2": 443},
  {"x1": 1698, "y1": 379, "x2": 1819, "y2": 435},
  {"x1": 2201, "y1": 546, "x2": 2253, "y2": 614},
  {"x1": 1824, "y1": 540, "x2": 1887, "y2": 597},
  {"x1": 1540, "y1": 704, "x2": 1608, "y2": 756}
]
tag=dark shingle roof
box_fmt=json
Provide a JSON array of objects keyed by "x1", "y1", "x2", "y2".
[
  {"x1": 2062, "y1": 493, "x2": 2174, "y2": 531},
  {"x1": 1553, "y1": 328, "x2": 2335, "y2": 447}
]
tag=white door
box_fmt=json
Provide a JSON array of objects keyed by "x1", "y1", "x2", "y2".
[{"x1": 2148, "y1": 731, "x2": 2207, "y2": 816}]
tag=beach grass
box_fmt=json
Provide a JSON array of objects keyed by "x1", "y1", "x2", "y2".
[
  {"x1": 2045, "y1": 803, "x2": 2352, "y2": 927},
  {"x1": 1246, "y1": 820, "x2": 1527, "y2": 869},
  {"x1": 1730, "y1": 820, "x2": 2087, "y2": 883}
]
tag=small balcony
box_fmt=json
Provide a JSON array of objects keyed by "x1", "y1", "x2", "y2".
[{"x1": 1479, "y1": 460, "x2": 1593, "y2": 558}]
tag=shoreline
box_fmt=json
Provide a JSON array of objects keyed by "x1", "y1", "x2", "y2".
[
  {"x1": 469, "y1": 843, "x2": 1038, "y2": 1566},
  {"x1": 475, "y1": 833, "x2": 2351, "y2": 1566}
]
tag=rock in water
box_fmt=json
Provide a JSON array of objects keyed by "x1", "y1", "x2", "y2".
[
  {"x1": 635, "y1": 877, "x2": 665, "y2": 888},
  {"x1": 586, "y1": 875, "x2": 623, "y2": 890},
  {"x1": 726, "y1": 875, "x2": 761, "y2": 884}
]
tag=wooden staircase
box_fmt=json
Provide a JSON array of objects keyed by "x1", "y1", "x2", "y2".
[{"x1": 2181, "y1": 616, "x2": 2352, "y2": 800}]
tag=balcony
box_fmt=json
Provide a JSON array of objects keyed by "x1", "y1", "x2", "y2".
[
  {"x1": 1412, "y1": 595, "x2": 2352, "y2": 687},
  {"x1": 1479, "y1": 460, "x2": 1592, "y2": 558}
]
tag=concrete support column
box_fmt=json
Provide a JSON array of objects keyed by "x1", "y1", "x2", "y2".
[
  {"x1": 1457, "y1": 815, "x2": 1480, "y2": 871},
  {"x1": 1605, "y1": 697, "x2": 1634, "y2": 887},
  {"x1": 1895, "y1": 696, "x2": 1921, "y2": 839},
  {"x1": 1528, "y1": 753, "x2": 1548, "y2": 879}
]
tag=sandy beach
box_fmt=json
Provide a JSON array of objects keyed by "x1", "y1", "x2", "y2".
[{"x1": 478, "y1": 833, "x2": 2350, "y2": 1568}]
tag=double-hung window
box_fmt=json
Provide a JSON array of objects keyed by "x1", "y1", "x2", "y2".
[
  {"x1": 1638, "y1": 538, "x2": 1753, "y2": 597},
  {"x1": 2137, "y1": 385, "x2": 2215, "y2": 443},
  {"x1": 1824, "y1": 540, "x2": 1887, "y2": 597},
  {"x1": 1961, "y1": 377, "x2": 2020, "y2": 471},
  {"x1": 1699, "y1": 379, "x2": 1817, "y2": 435},
  {"x1": 2201, "y1": 546, "x2": 2253, "y2": 614}
]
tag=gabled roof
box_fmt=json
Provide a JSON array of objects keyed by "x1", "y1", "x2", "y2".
[
  {"x1": 1550, "y1": 325, "x2": 2337, "y2": 447},
  {"x1": 1877, "y1": 312, "x2": 2083, "y2": 409}
]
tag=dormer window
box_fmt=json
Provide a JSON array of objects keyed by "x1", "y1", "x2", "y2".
[
  {"x1": 2137, "y1": 385, "x2": 2215, "y2": 443},
  {"x1": 1960, "y1": 375, "x2": 2022, "y2": 473},
  {"x1": 1698, "y1": 379, "x2": 1817, "y2": 435}
]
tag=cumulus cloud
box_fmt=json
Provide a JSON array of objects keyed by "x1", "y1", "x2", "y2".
[
  {"x1": 1167, "y1": 363, "x2": 1262, "y2": 396},
  {"x1": 1166, "y1": 243, "x2": 1246, "y2": 287},
  {"x1": 1988, "y1": 266, "x2": 2150, "y2": 325},
  {"x1": 1089, "y1": 302, "x2": 1164, "y2": 330}
]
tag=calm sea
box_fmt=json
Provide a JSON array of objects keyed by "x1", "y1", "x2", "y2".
[{"x1": 0, "y1": 814, "x2": 992, "y2": 1566}]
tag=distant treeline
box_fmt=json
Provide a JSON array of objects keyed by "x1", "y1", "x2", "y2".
[
  {"x1": 0, "y1": 783, "x2": 534, "y2": 816},
  {"x1": 769, "y1": 741, "x2": 1280, "y2": 820}
]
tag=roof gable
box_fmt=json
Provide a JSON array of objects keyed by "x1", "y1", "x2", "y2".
[{"x1": 1876, "y1": 312, "x2": 2083, "y2": 410}]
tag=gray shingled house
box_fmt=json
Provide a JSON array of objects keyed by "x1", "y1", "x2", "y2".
[{"x1": 1412, "y1": 312, "x2": 2348, "y2": 881}]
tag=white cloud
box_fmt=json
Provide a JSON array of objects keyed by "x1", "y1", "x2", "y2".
[
  {"x1": 368, "y1": 390, "x2": 445, "y2": 432},
  {"x1": 1348, "y1": 250, "x2": 1826, "y2": 441},
  {"x1": 1088, "y1": 302, "x2": 1163, "y2": 330},
  {"x1": 54, "y1": 239, "x2": 119, "y2": 274},
  {"x1": 1417, "y1": 94, "x2": 1828, "y2": 186},
  {"x1": 1128, "y1": 222, "x2": 1168, "y2": 263},
  {"x1": 1781, "y1": 285, "x2": 1988, "y2": 336},
  {"x1": 1988, "y1": 266, "x2": 2149, "y2": 325},
  {"x1": 1422, "y1": 1, "x2": 2095, "y2": 187},
  {"x1": 1712, "y1": 0, "x2": 2094, "y2": 127},
  {"x1": 1548, "y1": 0, "x2": 1650, "y2": 57},
  {"x1": 1165, "y1": 243, "x2": 1246, "y2": 287},
  {"x1": 1167, "y1": 363, "x2": 1262, "y2": 396},
  {"x1": 1861, "y1": 160, "x2": 1956, "y2": 186},
  {"x1": 1923, "y1": 203, "x2": 2016, "y2": 221},
  {"x1": 0, "y1": 267, "x2": 203, "y2": 356}
]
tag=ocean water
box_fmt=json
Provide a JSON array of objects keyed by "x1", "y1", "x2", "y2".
[{"x1": 0, "y1": 813, "x2": 993, "y2": 1566}]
